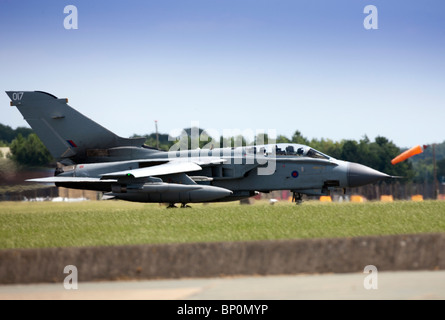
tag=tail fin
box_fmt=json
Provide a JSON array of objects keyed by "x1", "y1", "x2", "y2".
[{"x1": 6, "y1": 91, "x2": 145, "y2": 163}]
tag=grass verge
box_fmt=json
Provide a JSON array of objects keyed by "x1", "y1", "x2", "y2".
[{"x1": 0, "y1": 200, "x2": 444, "y2": 249}]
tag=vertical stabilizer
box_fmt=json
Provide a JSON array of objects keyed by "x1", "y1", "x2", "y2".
[{"x1": 6, "y1": 91, "x2": 145, "y2": 163}]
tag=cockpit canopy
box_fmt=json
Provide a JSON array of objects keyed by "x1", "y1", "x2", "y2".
[{"x1": 241, "y1": 144, "x2": 330, "y2": 160}]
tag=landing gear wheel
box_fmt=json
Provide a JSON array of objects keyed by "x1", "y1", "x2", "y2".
[
  {"x1": 167, "y1": 203, "x2": 178, "y2": 209},
  {"x1": 181, "y1": 203, "x2": 191, "y2": 209},
  {"x1": 292, "y1": 192, "x2": 303, "y2": 205}
]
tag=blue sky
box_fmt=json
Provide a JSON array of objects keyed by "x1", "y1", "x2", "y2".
[{"x1": 1, "y1": 0, "x2": 444, "y2": 148}]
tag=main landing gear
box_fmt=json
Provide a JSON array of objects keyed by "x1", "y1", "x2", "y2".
[
  {"x1": 292, "y1": 192, "x2": 303, "y2": 205},
  {"x1": 167, "y1": 203, "x2": 191, "y2": 209}
]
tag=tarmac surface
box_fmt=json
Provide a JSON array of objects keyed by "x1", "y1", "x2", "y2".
[{"x1": 0, "y1": 270, "x2": 444, "y2": 300}]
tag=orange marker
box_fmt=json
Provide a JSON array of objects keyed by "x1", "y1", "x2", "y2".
[{"x1": 391, "y1": 145, "x2": 425, "y2": 165}]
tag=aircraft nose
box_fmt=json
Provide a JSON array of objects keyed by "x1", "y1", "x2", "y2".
[{"x1": 347, "y1": 163, "x2": 390, "y2": 188}]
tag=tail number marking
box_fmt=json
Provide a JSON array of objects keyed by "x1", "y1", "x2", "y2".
[{"x1": 12, "y1": 92, "x2": 24, "y2": 101}]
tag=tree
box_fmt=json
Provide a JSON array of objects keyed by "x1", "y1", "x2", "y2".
[
  {"x1": 220, "y1": 135, "x2": 248, "y2": 148},
  {"x1": 0, "y1": 124, "x2": 14, "y2": 143},
  {"x1": 310, "y1": 138, "x2": 343, "y2": 159},
  {"x1": 9, "y1": 133, "x2": 53, "y2": 167},
  {"x1": 276, "y1": 135, "x2": 291, "y2": 144},
  {"x1": 291, "y1": 131, "x2": 309, "y2": 145},
  {"x1": 0, "y1": 124, "x2": 33, "y2": 144},
  {"x1": 361, "y1": 136, "x2": 414, "y2": 180},
  {"x1": 437, "y1": 158, "x2": 445, "y2": 182},
  {"x1": 131, "y1": 133, "x2": 175, "y2": 151}
]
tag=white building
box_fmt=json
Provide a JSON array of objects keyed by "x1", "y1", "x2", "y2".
[{"x1": 0, "y1": 147, "x2": 11, "y2": 159}]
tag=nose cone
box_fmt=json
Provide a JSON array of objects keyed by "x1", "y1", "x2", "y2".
[
  {"x1": 190, "y1": 185, "x2": 233, "y2": 202},
  {"x1": 347, "y1": 163, "x2": 390, "y2": 188}
]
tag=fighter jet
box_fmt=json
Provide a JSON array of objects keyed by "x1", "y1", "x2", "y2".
[{"x1": 6, "y1": 91, "x2": 393, "y2": 207}]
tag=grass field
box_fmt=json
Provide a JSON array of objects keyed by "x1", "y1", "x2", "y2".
[{"x1": 0, "y1": 200, "x2": 444, "y2": 249}]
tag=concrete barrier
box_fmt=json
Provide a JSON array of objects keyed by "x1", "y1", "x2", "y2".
[{"x1": 1, "y1": 233, "x2": 444, "y2": 284}]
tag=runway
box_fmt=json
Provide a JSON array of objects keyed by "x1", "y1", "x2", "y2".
[{"x1": 0, "y1": 270, "x2": 444, "y2": 300}]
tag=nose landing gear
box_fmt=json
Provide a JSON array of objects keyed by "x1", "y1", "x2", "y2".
[{"x1": 292, "y1": 192, "x2": 303, "y2": 205}]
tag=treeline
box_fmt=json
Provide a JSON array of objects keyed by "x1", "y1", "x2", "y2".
[
  {"x1": 408, "y1": 143, "x2": 445, "y2": 184},
  {"x1": 1, "y1": 122, "x2": 444, "y2": 184},
  {"x1": 133, "y1": 129, "x2": 444, "y2": 184},
  {"x1": 1, "y1": 124, "x2": 53, "y2": 167},
  {"x1": 0, "y1": 124, "x2": 33, "y2": 145}
]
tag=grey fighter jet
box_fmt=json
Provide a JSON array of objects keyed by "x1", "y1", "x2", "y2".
[{"x1": 6, "y1": 91, "x2": 393, "y2": 206}]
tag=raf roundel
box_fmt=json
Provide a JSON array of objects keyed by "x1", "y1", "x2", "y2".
[{"x1": 291, "y1": 171, "x2": 299, "y2": 178}]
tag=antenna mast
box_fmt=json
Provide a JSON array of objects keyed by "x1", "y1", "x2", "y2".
[{"x1": 155, "y1": 120, "x2": 159, "y2": 150}]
